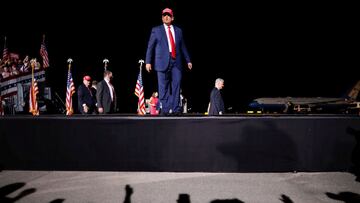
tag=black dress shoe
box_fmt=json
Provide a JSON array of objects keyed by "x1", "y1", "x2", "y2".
[
  {"x1": 173, "y1": 112, "x2": 182, "y2": 116},
  {"x1": 160, "y1": 111, "x2": 170, "y2": 116}
]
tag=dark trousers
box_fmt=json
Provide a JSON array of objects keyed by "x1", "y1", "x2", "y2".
[{"x1": 157, "y1": 58, "x2": 182, "y2": 113}]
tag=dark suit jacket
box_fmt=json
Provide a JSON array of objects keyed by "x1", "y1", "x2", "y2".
[
  {"x1": 145, "y1": 24, "x2": 191, "y2": 71},
  {"x1": 77, "y1": 84, "x2": 97, "y2": 114},
  {"x1": 96, "y1": 80, "x2": 116, "y2": 113},
  {"x1": 209, "y1": 88, "x2": 225, "y2": 115}
]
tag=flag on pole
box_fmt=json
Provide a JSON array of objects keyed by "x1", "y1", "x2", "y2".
[
  {"x1": 40, "y1": 35, "x2": 50, "y2": 68},
  {"x1": 29, "y1": 62, "x2": 39, "y2": 116},
  {"x1": 29, "y1": 78, "x2": 39, "y2": 116},
  {"x1": 2, "y1": 36, "x2": 9, "y2": 61},
  {"x1": 65, "y1": 60, "x2": 75, "y2": 115},
  {"x1": 135, "y1": 68, "x2": 146, "y2": 115}
]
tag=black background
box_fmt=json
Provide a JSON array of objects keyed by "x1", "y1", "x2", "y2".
[{"x1": 1, "y1": 2, "x2": 358, "y2": 113}]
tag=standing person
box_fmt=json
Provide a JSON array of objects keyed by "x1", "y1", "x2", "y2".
[
  {"x1": 77, "y1": 75, "x2": 97, "y2": 114},
  {"x1": 145, "y1": 8, "x2": 192, "y2": 115},
  {"x1": 149, "y1": 91, "x2": 159, "y2": 115},
  {"x1": 208, "y1": 78, "x2": 225, "y2": 116},
  {"x1": 96, "y1": 70, "x2": 117, "y2": 114}
]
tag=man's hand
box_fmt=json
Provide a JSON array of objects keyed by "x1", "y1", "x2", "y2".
[
  {"x1": 145, "y1": 64, "x2": 152, "y2": 72},
  {"x1": 98, "y1": 107, "x2": 104, "y2": 113},
  {"x1": 187, "y1": 62, "x2": 192, "y2": 70},
  {"x1": 83, "y1": 105, "x2": 89, "y2": 113}
]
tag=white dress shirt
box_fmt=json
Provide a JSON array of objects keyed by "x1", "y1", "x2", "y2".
[{"x1": 163, "y1": 24, "x2": 176, "y2": 53}]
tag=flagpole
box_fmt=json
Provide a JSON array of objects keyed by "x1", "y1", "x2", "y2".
[
  {"x1": 66, "y1": 58, "x2": 74, "y2": 115},
  {"x1": 103, "y1": 58, "x2": 109, "y2": 71},
  {"x1": 31, "y1": 59, "x2": 34, "y2": 83},
  {"x1": 138, "y1": 59, "x2": 144, "y2": 71},
  {"x1": 29, "y1": 58, "x2": 39, "y2": 116},
  {"x1": 31, "y1": 60, "x2": 35, "y2": 114},
  {"x1": 67, "y1": 58, "x2": 72, "y2": 73},
  {"x1": 137, "y1": 59, "x2": 145, "y2": 115}
]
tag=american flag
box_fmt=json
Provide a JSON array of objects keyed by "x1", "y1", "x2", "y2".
[
  {"x1": 29, "y1": 78, "x2": 39, "y2": 116},
  {"x1": 65, "y1": 66, "x2": 75, "y2": 115},
  {"x1": 135, "y1": 69, "x2": 146, "y2": 115},
  {"x1": 2, "y1": 36, "x2": 9, "y2": 61},
  {"x1": 40, "y1": 35, "x2": 50, "y2": 68}
]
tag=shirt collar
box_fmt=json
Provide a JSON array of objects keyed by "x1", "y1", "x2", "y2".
[{"x1": 163, "y1": 24, "x2": 173, "y2": 29}]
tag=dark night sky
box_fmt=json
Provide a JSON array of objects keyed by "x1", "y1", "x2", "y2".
[{"x1": 1, "y1": 2, "x2": 358, "y2": 113}]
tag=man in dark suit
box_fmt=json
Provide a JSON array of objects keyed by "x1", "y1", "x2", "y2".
[
  {"x1": 145, "y1": 8, "x2": 192, "y2": 115},
  {"x1": 208, "y1": 78, "x2": 225, "y2": 116},
  {"x1": 77, "y1": 75, "x2": 97, "y2": 114},
  {"x1": 96, "y1": 70, "x2": 116, "y2": 114}
]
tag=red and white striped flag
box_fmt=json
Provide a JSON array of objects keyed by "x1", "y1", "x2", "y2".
[
  {"x1": 29, "y1": 78, "x2": 39, "y2": 116},
  {"x1": 135, "y1": 68, "x2": 146, "y2": 115},
  {"x1": 40, "y1": 35, "x2": 50, "y2": 68},
  {"x1": 65, "y1": 61, "x2": 75, "y2": 115},
  {"x1": 2, "y1": 36, "x2": 9, "y2": 61}
]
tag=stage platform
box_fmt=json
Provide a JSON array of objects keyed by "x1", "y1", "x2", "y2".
[{"x1": 1, "y1": 114, "x2": 359, "y2": 172}]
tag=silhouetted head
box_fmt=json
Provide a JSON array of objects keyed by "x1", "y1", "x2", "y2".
[{"x1": 177, "y1": 193, "x2": 190, "y2": 203}]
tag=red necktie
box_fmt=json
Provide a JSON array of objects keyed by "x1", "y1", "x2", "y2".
[{"x1": 168, "y1": 25, "x2": 176, "y2": 59}]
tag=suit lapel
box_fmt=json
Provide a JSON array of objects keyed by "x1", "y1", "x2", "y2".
[
  {"x1": 159, "y1": 25, "x2": 169, "y2": 50},
  {"x1": 174, "y1": 26, "x2": 180, "y2": 46}
]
